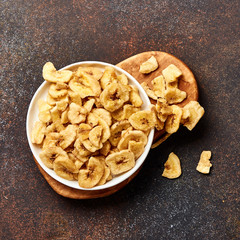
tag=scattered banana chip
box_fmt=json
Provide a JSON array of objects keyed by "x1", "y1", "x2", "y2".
[
  {"x1": 139, "y1": 56, "x2": 158, "y2": 74},
  {"x1": 196, "y1": 151, "x2": 212, "y2": 174},
  {"x1": 141, "y1": 82, "x2": 158, "y2": 100},
  {"x1": 162, "y1": 64, "x2": 182, "y2": 84},
  {"x1": 165, "y1": 105, "x2": 182, "y2": 134},
  {"x1": 162, "y1": 152, "x2": 182, "y2": 179},
  {"x1": 164, "y1": 88, "x2": 187, "y2": 104},
  {"x1": 182, "y1": 101, "x2": 205, "y2": 130}
]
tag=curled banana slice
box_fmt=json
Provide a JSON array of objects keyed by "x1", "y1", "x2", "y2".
[
  {"x1": 152, "y1": 75, "x2": 166, "y2": 98},
  {"x1": 128, "y1": 140, "x2": 145, "y2": 159},
  {"x1": 39, "y1": 146, "x2": 68, "y2": 169},
  {"x1": 106, "y1": 150, "x2": 135, "y2": 175},
  {"x1": 53, "y1": 156, "x2": 78, "y2": 180},
  {"x1": 97, "y1": 165, "x2": 111, "y2": 186},
  {"x1": 92, "y1": 108, "x2": 112, "y2": 126},
  {"x1": 129, "y1": 110, "x2": 156, "y2": 131},
  {"x1": 165, "y1": 105, "x2": 182, "y2": 134},
  {"x1": 77, "y1": 123, "x2": 92, "y2": 141},
  {"x1": 100, "y1": 66, "x2": 117, "y2": 89},
  {"x1": 129, "y1": 86, "x2": 143, "y2": 107},
  {"x1": 109, "y1": 120, "x2": 131, "y2": 146},
  {"x1": 31, "y1": 121, "x2": 46, "y2": 144},
  {"x1": 100, "y1": 82, "x2": 129, "y2": 112},
  {"x1": 49, "y1": 83, "x2": 68, "y2": 99},
  {"x1": 59, "y1": 125, "x2": 77, "y2": 149},
  {"x1": 43, "y1": 62, "x2": 73, "y2": 83},
  {"x1": 68, "y1": 102, "x2": 87, "y2": 124},
  {"x1": 42, "y1": 132, "x2": 60, "y2": 149},
  {"x1": 164, "y1": 88, "x2": 187, "y2": 104},
  {"x1": 76, "y1": 66, "x2": 103, "y2": 81},
  {"x1": 117, "y1": 130, "x2": 147, "y2": 150},
  {"x1": 83, "y1": 98, "x2": 95, "y2": 112},
  {"x1": 78, "y1": 157, "x2": 104, "y2": 188},
  {"x1": 100, "y1": 141, "x2": 111, "y2": 156},
  {"x1": 74, "y1": 138, "x2": 91, "y2": 157},
  {"x1": 68, "y1": 90, "x2": 82, "y2": 106},
  {"x1": 89, "y1": 126, "x2": 103, "y2": 148},
  {"x1": 162, "y1": 152, "x2": 182, "y2": 179}
]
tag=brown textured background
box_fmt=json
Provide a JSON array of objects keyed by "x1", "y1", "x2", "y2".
[{"x1": 0, "y1": 0, "x2": 239, "y2": 239}]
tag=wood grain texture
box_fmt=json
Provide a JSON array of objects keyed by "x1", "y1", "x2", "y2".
[{"x1": 117, "y1": 51, "x2": 198, "y2": 142}]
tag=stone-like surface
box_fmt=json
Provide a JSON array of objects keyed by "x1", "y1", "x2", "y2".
[{"x1": 0, "y1": 0, "x2": 239, "y2": 239}]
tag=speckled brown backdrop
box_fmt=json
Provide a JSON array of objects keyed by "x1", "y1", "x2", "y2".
[{"x1": 1, "y1": 0, "x2": 239, "y2": 239}]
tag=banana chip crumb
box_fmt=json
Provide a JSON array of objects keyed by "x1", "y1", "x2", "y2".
[
  {"x1": 162, "y1": 152, "x2": 182, "y2": 179},
  {"x1": 196, "y1": 151, "x2": 212, "y2": 174}
]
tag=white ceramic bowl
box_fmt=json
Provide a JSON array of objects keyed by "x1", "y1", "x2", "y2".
[{"x1": 26, "y1": 61, "x2": 154, "y2": 190}]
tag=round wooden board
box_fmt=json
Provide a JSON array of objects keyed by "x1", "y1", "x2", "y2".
[
  {"x1": 34, "y1": 51, "x2": 198, "y2": 199},
  {"x1": 116, "y1": 51, "x2": 199, "y2": 142}
]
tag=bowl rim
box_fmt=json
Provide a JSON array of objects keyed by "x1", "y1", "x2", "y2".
[{"x1": 26, "y1": 61, "x2": 154, "y2": 191}]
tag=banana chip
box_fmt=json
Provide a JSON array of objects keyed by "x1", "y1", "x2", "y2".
[
  {"x1": 53, "y1": 156, "x2": 78, "y2": 180},
  {"x1": 129, "y1": 86, "x2": 143, "y2": 107},
  {"x1": 152, "y1": 75, "x2": 165, "y2": 98},
  {"x1": 164, "y1": 88, "x2": 187, "y2": 104},
  {"x1": 196, "y1": 151, "x2": 212, "y2": 174},
  {"x1": 129, "y1": 110, "x2": 156, "y2": 131},
  {"x1": 162, "y1": 152, "x2": 182, "y2": 179},
  {"x1": 182, "y1": 101, "x2": 205, "y2": 130},
  {"x1": 68, "y1": 90, "x2": 82, "y2": 106},
  {"x1": 139, "y1": 56, "x2": 158, "y2": 74},
  {"x1": 31, "y1": 121, "x2": 46, "y2": 144},
  {"x1": 42, "y1": 132, "x2": 60, "y2": 149},
  {"x1": 162, "y1": 64, "x2": 182, "y2": 84},
  {"x1": 141, "y1": 82, "x2": 158, "y2": 100},
  {"x1": 117, "y1": 74, "x2": 128, "y2": 85},
  {"x1": 39, "y1": 146, "x2": 68, "y2": 169},
  {"x1": 165, "y1": 105, "x2": 182, "y2": 133},
  {"x1": 128, "y1": 140, "x2": 145, "y2": 159},
  {"x1": 106, "y1": 150, "x2": 135, "y2": 175},
  {"x1": 109, "y1": 120, "x2": 131, "y2": 146},
  {"x1": 74, "y1": 138, "x2": 91, "y2": 157},
  {"x1": 49, "y1": 83, "x2": 68, "y2": 99},
  {"x1": 59, "y1": 125, "x2": 76, "y2": 149},
  {"x1": 42, "y1": 62, "x2": 73, "y2": 83},
  {"x1": 89, "y1": 126, "x2": 102, "y2": 147},
  {"x1": 78, "y1": 157, "x2": 104, "y2": 188},
  {"x1": 100, "y1": 82, "x2": 129, "y2": 112},
  {"x1": 83, "y1": 98, "x2": 95, "y2": 112},
  {"x1": 92, "y1": 108, "x2": 112, "y2": 126},
  {"x1": 97, "y1": 165, "x2": 111, "y2": 186},
  {"x1": 68, "y1": 103, "x2": 87, "y2": 124},
  {"x1": 77, "y1": 67, "x2": 103, "y2": 81},
  {"x1": 100, "y1": 141, "x2": 111, "y2": 156},
  {"x1": 117, "y1": 130, "x2": 147, "y2": 150},
  {"x1": 100, "y1": 66, "x2": 117, "y2": 89}
]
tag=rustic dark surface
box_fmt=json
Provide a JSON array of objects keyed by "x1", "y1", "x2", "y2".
[{"x1": 1, "y1": 0, "x2": 239, "y2": 239}]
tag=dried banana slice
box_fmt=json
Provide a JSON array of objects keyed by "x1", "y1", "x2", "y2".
[
  {"x1": 100, "y1": 66, "x2": 117, "y2": 89},
  {"x1": 87, "y1": 112, "x2": 99, "y2": 127},
  {"x1": 38, "y1": 99, "x2": 52, "y2": 112},
  {"x1": 46, "y1": 119, "x2": 64, "y2": 134},
  {"x1": 117, "y1": 74, "x2": 128, "y2": 85},
  {"x1": 74, "y1": 138, "x2": 91, "y2": 157},
  {"x1": 89, "y1": 126, "x2": 103, "y2": 147},
  {"x1": 100, "y1": 82, "x2": 129, "y2": 112},
  {"x1": 42, "y1": 132, "x2": 60, "y2": 149},
  {"x1": 118, "y1": 130, "x2": 148, "y2": 150},
  {"x1": 100, "y1": 141, "x2": 111, "y2": 156},
  {"x1": 141, "y1": 82, "x2": 158, "y2": 100},
  {"x1": 181, "y1": 101, "x2": 205, "y2": 130},
  {"x1": 61, "y1": 108, "x2": 69, "y2": 124},
  {"x1": 162, "y1": 152, "x2": 182, "y2": 179},
  {"x1": 68, "y1": 153, "x2": 85, "y2": 170},
  {"x1": 78, "y1": 157, "x2": 104, "y2": 188},
  {"x1": 76, "y1": 66, "x2": 103, "y2": 81},
  {"x1": 92, "y1": 108, "x2": 112, "y2": 126},
  {"x1": 196, "y1": 151, "x2": 212, "y2": 174},
  {"x1": 38, "y1": 99, "x2": 52, "y2": 123},
  {"x1": 68, "y1": 90, "x2": 82, "y2": 106},
  {"x1": 129, "y1": 110, "x2": 156, "y2": 131},
  {"x1": 53, "y1": 157, "x2": 78, "y2": 180},
  {"x1": 42, "y1": 62, "x2": 73, "y2": 83},
  {"x1": 152, "y1": 75, "x2": 166, "y2": 98},
  {"x1": 97, "y1": 117, "x2": 111, "y2": 143},
  {"x1": 31, "y1": 121, "x2": 46, "y2": 144},
  {"x1": 164, "y1": 88, "x2": 187, "y2": 104},
  {"x1": 97, "y1": 165, "x2": 111, "y2": 186},
  {"x1": 56, "y1": 95, "x2": 69, "y2": 112},
  {"x1": 156, "y1": 99, "x2": 172, "y2": 122},
  {"x1": 39, "y1": 146, "x2": 68, "y2": 169},
  {"x1": 106, "y1": 150, "x2": 135, "y2": 175},
  {"x1": 162, "y1": 64, "x2": 182, "y2": 84},
  {"x1": 150, "y1": 105, "x2": 164, "y2": 131},
  {"x1": 76, "y1": 70, "x2": 102, "y2": 96},
  {"x1": 82, "y1": 139, "x2": 102, "y2": 152},
  {"x1": 68, "y1": 102, "x2": 87, "y2": 124},
  {"x1": 59, "y1": 125, "x2": 77, "y2": 149},
  {"x1": 165, "y1": 105, "x2": 183, "y2": 133},
  {"x1": 77, "y1": 123, "x2": 92, "y2": 141},
  {"x1": 83, "y1": 98, "x2": 95, "y2": 112},
  {"x1": 109, "y1": 120, "x2": 131, "y2": 146},
  {"x1": 50, "y1": 106, "x2": 61, "y2": 122},
  {"x1": 129, "y1": 86, "x2": 143, "y2": 107},
  {"x1": 49, "y1": 83, "x2": 68, "y2": 99},
  {"x1": 128, "y1": 140, "x2": 145, "y2": 159},
  {"x1": 139, "y1": 56, "x2": 158, "y2": 74}
]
